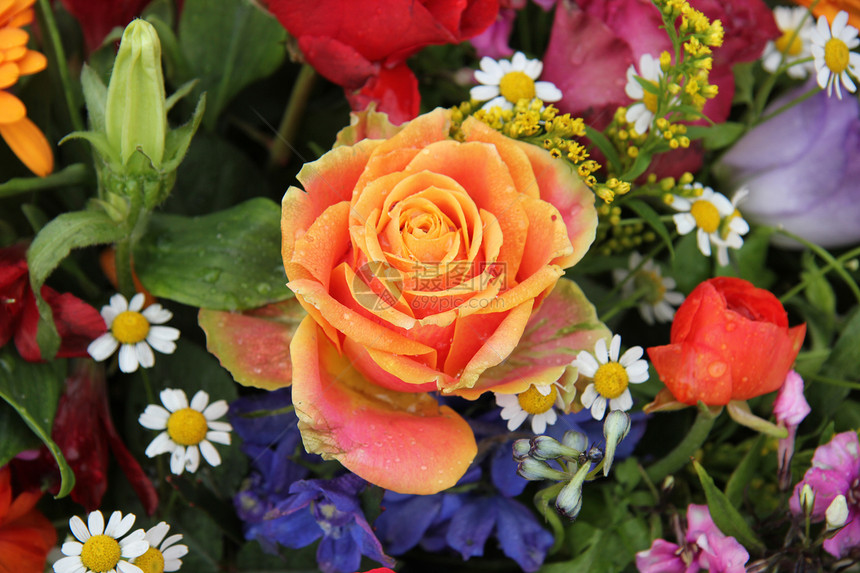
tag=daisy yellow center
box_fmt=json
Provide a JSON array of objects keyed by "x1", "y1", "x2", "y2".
[
  {"x1": 634, "y1": 270, "x2": 667, "y2": 304},
  {"x1": 80, "y1": 534, "x2": 122, "y2": 573},
  {"x1": 112, "y1": 310, "x2": 150, "y2": 344},
  {"x1": 690, "y1": 199, "x2": 720, "y2": 233},
  {"x1": 517, "y1": 385, "x2": 557, "y2": 415},
  {"x1": 167, "y1": 408, "x2": 208, "y2": 446},
  {"x1": 499, "y1": 71, "x2": 536, "y2": 104},
  {"x1": 134, "y1": 547, "x2": 165, "y2": 573},
  {"x1": 643, "y1": 81, "x2": 659, "y2": 113},
  {"x1": 593, "y1": 362, "x2": 629, "y2": 400},
  {"x1": 825, "y1": 37, "x2": 850, "y2": 73},
  {"x1": 775, "y1": 30, "x2": 803, "y2": 56}
]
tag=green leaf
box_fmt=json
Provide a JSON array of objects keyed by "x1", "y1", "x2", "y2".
[
  {"x1": 27, "y1": 209, "x2": 125, "y2": 358},
  {"x1": 621, "y1": 150, "x2": 653, "y2": 181},
  {"x1": 584, "y1": 126, "x2": 621, "y2": 173},
  {"x1": 178, "y1": 0, "x2": 287, "y2": 128},
  {"x1": 685, "y1": 122, "x2": 746, "y2": 150},
  {"x1": 802, "y1": 252, "x2": 837, "y2": 318},
  {"x1": 80, "y1": 64, "x2": 107, "y2": 132},
  {"x1": 671, "y1": 233, "x2": 711, "y2": 293},
  {"x1": 162, "y1": 93, "x2": 207, "y2": 172},
  {"x1": 724, "y1": 435, "x2": 765, "y2": 508},
  {"x1": 693, "y1": 460, "x2": 765, "y2": 552},
  {"x1": 133, "y1": 198, "x2": 292, "y2": 309},
  {"x1": 165, "y1": 132, "x2": 271, "y2": 215},
  {"x1": 0, "y1": 164, "x2": 89, "y2": 199},
  {"x1": 0, "y1": 400, "x2": 42, "y2": 467},
  {"x1": 732, "y1": 62, "x2": 755, "y2": 106},
  {"x1": 0, "y1": 352, "x2": 74, "y2": 497},
  {"x1": 716, "y1": 226, "x2": 775, "y2": 288},
  {"x1": 626, "y1": 199, "x2": 674, "y2": 258}
]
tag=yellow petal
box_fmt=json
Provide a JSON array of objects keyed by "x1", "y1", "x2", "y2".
[{"x1": 0, "y1": 115, "x2": 53, "y2": 176}]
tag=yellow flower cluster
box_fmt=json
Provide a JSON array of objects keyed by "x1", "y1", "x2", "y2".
[{"x1": 594, "y1": 204, "x2": 656, "y2": 256}]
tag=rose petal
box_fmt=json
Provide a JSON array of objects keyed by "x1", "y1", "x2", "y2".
[
  {"x1": 199, "y1": 298, "x2": 304, "y2": 390},
  {"x1": 291, "y1": 316, "x2": 477, "y2": 494}
]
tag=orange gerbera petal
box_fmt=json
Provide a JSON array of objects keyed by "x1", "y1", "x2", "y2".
[
  {"x1": 15, "y1": 49, "x2": 45, "y2": 75},
  {"x1": 0, "y1": 115, "x2": 53, "y2": 176},
  {"x1": 0, "y1": 27, "x2": 26, "y2": 49},
  {"x1": 0, "y1": 90, "x2": 25, "y2": 123},
  {"x1": 0, "y1": 62, "x2": 18, "y2": 89}
]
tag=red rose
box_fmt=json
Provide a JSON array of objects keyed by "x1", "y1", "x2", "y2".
[
  {"x1": 265, "y1": 0, "x2": 499, "y2": 124},
  {"x1": 647, "y1": 277, "x2": 806, "y2": 406}
]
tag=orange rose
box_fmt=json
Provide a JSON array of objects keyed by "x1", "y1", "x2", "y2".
[
  {"x1": 793, "y1": 0, "x2": 860, "y2": 28},
  {"x1": 207, "y1": 108, "x2": 600, "y2": 495}
]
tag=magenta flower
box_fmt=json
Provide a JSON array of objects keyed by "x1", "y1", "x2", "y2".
[
  {"x1": 790, "y1": 431, "x2": 860, "y2": 558},
  {"x1": 636, "y1": 504, "x2": 749, "y2": 573},
  {"x1": 773, "y1": 370, "x2": 811, "y2": 489}
]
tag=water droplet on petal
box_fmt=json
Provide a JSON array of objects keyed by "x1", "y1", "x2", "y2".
[{"x1": 708, "y1": 361, "x2": 727, "y2": 378}]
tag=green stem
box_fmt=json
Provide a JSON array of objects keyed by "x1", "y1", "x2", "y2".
[
  {"x1": 645, "y1": 403, "x2": 719, "y2": 484},
  {"x1": 776, "y1": 229, "x2": 860, "y2": 304},
  {"x1": 268, "y1": 65, "x2": 316, "y2": 169},
  {"x1": 35, "y1": 0, "x2": 85, "y2": 134},
  {"x1": 780, "y1": 245, "x2": 860, "y2": 304},
  {"x1": 114, "y1": 238, "x2": 136, "y2": 299},
  {"x1": 757, "y1": 86, "x2": 821, "y2": 125}
]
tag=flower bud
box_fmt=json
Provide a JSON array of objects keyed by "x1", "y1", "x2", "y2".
[
  {"x1": 517, "y1": 458, "x2": 569, "y2": 482},
  {"x1": 555, "y1": 461, "x2": 591, "y2": 519},
  {"x1": 512, "y1": 438, "x2": 531, "y2": 461},
  {"x1": 826, "y1": 495, "x2": 849, "y2": 530},
  {"x1": 530, "y1": 435, "x2": 580, "y2": 461},
  {"x1": 105, "y1": 19, "x2": 167, "y2": 169},
  {"x1": 799, "y1": 484, "x2": 816, "y2": 517},
  {"x1": 561, "y1": 430, "x2": 588, "y2": 453},
  {"x1": 602, "y1": 410, "x2": 631, "y2": 476}
]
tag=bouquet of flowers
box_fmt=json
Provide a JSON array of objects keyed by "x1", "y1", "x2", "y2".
[{"x1": 2, "y1": 0, "x2": 860, "y2": 571}]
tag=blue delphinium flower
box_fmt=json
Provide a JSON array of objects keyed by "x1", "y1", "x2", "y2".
[
  {"x1": 230, "y1": 390, "x2": 392, "y2": 573},
  {"x1": 375, "y1": 411, "x2": 554, "y2": 572},
  {"x1": 247, "y1": 474, "x2": 394, "y2": 573},
  {"x1": 230, "y1": 388, "x2": 309, "y2": 523}
]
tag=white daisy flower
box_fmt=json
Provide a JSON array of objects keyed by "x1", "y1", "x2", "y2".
[
  {"x1": 572, "y1": 334, "x2": 649, "y2": 421},
  {"x1": 470, "y1": 51, "x2": 562, "y2": 110},
  {"x1": 132, "y1": 522, "x2": 189, "y2": 572},
  {"x1": 139, "y1": 388, "x2": 232, "y2": 475},
  {"x1": 761, "y1": 7, "x2": 814, "y2": 78},
  {"x1": 669, "y1": 184, "x2": 750, "y2": 266},
  {"x1": 495, "y1": 382, "x2": 565, "y2": 434},
  {"x1": 624, "y1": 53, "x2": 664, "y2": 134},
  {"x1": 612, "y1": 252, "x2": 685, "y2": 325},
  {"x1": 54, "y1": 510, "x2": 149, "y2": 573},
  {"x1": 811, "y1": 10, "x2": 860, "y2": 98},
  {"x1": 88, "y1": 293, "x2": 180, "y2": 373}
]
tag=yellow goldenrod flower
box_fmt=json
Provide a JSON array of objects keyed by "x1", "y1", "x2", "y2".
[{"x1": 0, "y1": 0, "x2": 53, "y2": 177}]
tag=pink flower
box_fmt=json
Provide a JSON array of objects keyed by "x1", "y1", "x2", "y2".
[
  {"x1": 773, "y1": 370, "x2": 811, "y2": 489},
  {"x1": 636, "y1": 504, "x2": 749, "y2": 573},
  {"x1": 790, "y1": 431, "x2": 860, "y2": 558}
]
